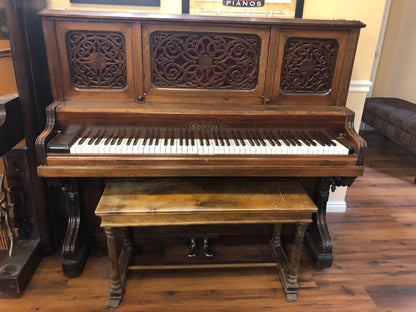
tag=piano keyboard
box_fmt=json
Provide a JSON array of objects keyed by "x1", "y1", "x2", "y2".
[{"x1": 68, "y1": 129, "x2": 349, "y2": 155}]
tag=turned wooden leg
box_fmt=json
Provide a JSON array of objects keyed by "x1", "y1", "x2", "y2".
[
  {"x1": 104, "y1": 227, "x2": 124, "y2": 308},
  {"x1": 287, "y1": 223, "x2": 308, "y2": 289},
  {"x1": 270, "y1": 224, "x2": 282, "y2": 246},
  {"x1": 271, "y1": 223, "x2": 307, "y2": 302}
]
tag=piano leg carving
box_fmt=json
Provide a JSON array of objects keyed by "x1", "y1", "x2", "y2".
[
  {"x1": 305, "y1": 177, "x2": 356, "y2": 269},
  {"x1": 60, "y1": 178, "x2": 89, "y2": 277}
]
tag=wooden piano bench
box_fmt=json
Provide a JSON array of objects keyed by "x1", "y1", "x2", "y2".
[{"x1": 95, "y1": 178, "x2": 317, "y2": 308}]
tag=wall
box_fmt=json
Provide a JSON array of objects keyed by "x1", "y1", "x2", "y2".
[
  {"x1": 303, "y1": 0, "x2": 386, "y2": 127},
  {"x1": 0, "y1": 40, "x2": 17, "y2": 96},
  {"x1": 372, "y1": 0, "x2": 416, "y2": 103},
  {"x1": 48, "y1": 0, "x2": 182, "y2": 14}
]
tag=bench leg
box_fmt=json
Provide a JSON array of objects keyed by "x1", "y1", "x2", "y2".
[
  {"x1": 104, "y1": 227, "x2": 131, "y2": 308},
  {"x1": 271, "y1": 223, "x2": 307, "y2": 302}
]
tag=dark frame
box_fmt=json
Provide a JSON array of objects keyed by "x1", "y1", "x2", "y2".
[
  {"x1": 182, "y1": 0, "x2": 304, "y2": 17},
  {"x1": 70, "y1": 0, "x2": 160, "y2": 6}
]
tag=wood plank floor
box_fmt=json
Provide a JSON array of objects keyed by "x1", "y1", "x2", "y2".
[{"x1": 1, "y1": 130, "x2": 416, "y2": 311}]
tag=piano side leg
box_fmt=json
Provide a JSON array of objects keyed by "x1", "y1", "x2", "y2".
[
  {"x1": 60, "y1": 178, "x2": 89, "y2": 277},
  {"x1": 305, "y1": 177, "x2": 356, "y2": 269}
]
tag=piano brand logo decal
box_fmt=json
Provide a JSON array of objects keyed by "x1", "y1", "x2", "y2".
[
  {"x1": 186, "y1": 121, "x2": 222, "y2": 129},
  {"x1": 223, "y1": 1, "x2": 265, "y2": 7}
]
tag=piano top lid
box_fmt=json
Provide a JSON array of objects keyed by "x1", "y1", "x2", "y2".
[{"x1": 39, "y1": 9, "x2": 365, "y2": 28}]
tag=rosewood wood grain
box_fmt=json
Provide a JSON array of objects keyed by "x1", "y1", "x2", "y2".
[
  {"x1": 96, "y1": 178, "x2": 316, "y2": 305},
  {"x1": 35, "y1": 11, "x2": 366, "y2": 271}
]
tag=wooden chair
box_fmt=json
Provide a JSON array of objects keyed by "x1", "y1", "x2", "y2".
[{"x1": 95, "y1": 178, "x2": 317, "y2": 307}]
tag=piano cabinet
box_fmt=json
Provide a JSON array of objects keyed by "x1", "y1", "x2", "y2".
[{"x1": 35, "y1": 10, "x2": 366, "y2": 274}]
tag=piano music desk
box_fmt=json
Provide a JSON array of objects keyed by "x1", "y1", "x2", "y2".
[{"x1": 95, "y1": 178, "x2": 317, "y2": 308}]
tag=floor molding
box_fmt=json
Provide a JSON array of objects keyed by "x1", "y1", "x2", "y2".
[{"x1": 327, "y1": 200, "x2": 346, "y2": 213}]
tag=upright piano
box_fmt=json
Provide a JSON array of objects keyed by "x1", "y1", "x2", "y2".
[{"x1": 35, "y1": 9, "x2": 366, "y2": 274}]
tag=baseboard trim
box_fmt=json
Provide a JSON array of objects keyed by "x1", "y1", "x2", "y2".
[
  {"x1": 349, "y1": 80, "x2": 372, "y2": 93},
  {"x1": 327, "y1": 200, "x2": 346, "y2": 213}
]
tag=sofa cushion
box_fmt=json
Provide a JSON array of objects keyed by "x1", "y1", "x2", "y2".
[{"x1": 363, "y1": 97, "x2": 416, "y2": 136}]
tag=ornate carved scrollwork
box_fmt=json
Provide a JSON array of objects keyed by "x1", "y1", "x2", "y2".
[
  {"x1": 280, "y1": 38, "x2": 338, "y2": 94},
  {"x1": 305, "y1": 176, "x2": 356, "y2": 269},
  {"x1": 150, "y1": 31, "x2": 261, "y2": 89},
  {"x1": 66, "y1": 31, "x2": 127, "y2": 89}
]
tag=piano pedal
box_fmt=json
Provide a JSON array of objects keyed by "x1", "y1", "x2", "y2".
[
  {"x1": 203, "y1": 238, "x2": 214, "y2": 257},
  {"x1": 187, "y1": 238, "x2": 197, "y2": 257},
  {"x1": 187, "y1": 238, "x2": 214, "y2": 257}
]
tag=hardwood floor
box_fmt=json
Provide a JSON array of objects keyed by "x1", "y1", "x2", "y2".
[{"x1": 1, "y1": 130, "x2": 416, "y2": 311}]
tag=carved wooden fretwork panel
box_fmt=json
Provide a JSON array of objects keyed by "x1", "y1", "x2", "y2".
[
  {"x1": 150, "y1": 31, "x2": 261, "y2": 90},
  {"x1": 66, "y1": 31, "x2": 127, "y2": 89},
  {"x1": 280, "y1": 38, "x2": 338, "y2": 93}
]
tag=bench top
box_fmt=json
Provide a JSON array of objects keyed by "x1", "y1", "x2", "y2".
[{"x1": 96, "y1": 178, "x2": 317, "y2": 227}]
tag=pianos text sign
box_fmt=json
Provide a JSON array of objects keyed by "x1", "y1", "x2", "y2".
[{"x1": 223, "y1": 1, "x2": 265, "y2": 7}]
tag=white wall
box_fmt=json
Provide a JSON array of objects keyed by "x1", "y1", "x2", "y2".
[{"x1": 372, "y1": 0, "x2": 416, "y2": 103}]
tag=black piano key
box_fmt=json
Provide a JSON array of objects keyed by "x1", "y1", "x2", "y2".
[
  {"x1": 301, "y1": 138, "x2": 311, "y2": 146},
  {"x1": 231, "y1": 130, "x2": 240, "y2": 146},
  {"x1": 170, "y1": 130, "x2": 174, "y2": 146},
  {"x1": 87, "y1": 136, "x2": 96, "y2": 145},
  {"x1": 328, "y1": 139, "x2": 337, "y2": 146},
  {"x1": 142, "y1": 130, "x2": 149, "y2": 146},
  {"x1": 269, "y1": 131, "x2": 281, "y2": 146},
  {"x1": 94, "y1": 130, "x2": 104, "y2": 145},
  {"x1": 245, "y1": 131, "x2": 255, "y2": 146},
  {"x1": 164, "y1": 129, "x2": 169, "y2": 145},
  {"x1": 79, "y1": 135, "x2": 88, "y2": 145},
  {"x1": 255, "y1": 131, "x2": 266, "y2": 146},
  {"x1": 155, "y1": 129, "x2": 160, "y2": 146},
  {"x1": 236, "y1": 130, "x2": 246, "y2": 146},
  {"x1": 205, "y1": 131, "x2": 210, "y2": 146},
  {"x1": 291, "y1": 137, "x2": 302, "y2": 146},
  {"x1": 133, "y1": 130, "x2": 140, "y2": 145},
  {"x1": 213, "y1": 130, "x2": 219, "y2": 146},
  {"x1": 148, "y1": 130, "x2": 155, "y2": 146},
  {"x1": 184, "y1": 129, "x2": 189, "y2": 146},
  {"x1": 223, "y1": 131, "x2": 230, "y2": 146},
  {"x1": 179, "y1": 129, "x2": 183, "y2": 146},
  {"x1": 104, "y1": 136, "x2": 112, "y2": 145},
  {"x1": 110, "y1": 134, "x2": 118, "y2": 145},
  {"x1": 316, "y1": 139, "x2": 327, "y2": 146},
  {"x1": 191, "y1": 131, "x2": 195, "y2": 146},
  {"x1": 199, "y1": 130, "x2": 204, "y2": 146},
  {"x1": 282, "y1": 137, "x2": 291, "y2": 146},
  {"x1": 218, "y1": 130, "x2": 225, "y2": 146},
  {"x1": 264, "y1": 131, "x2": 275, "y2": 147}
]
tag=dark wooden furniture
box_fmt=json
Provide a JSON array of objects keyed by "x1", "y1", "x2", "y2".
[
  {"x1": 0, "y1": 94, "x2": 23, "y2": 156},
  {"x1": 35, "y1": 10, "x2": 366, "y2": 273},
  {"x1": 0, "y1": 0, "x2": 56, "y2": 296},
  {"x1": 95, "y1": 178, "x2": 316, "y2": 307}
]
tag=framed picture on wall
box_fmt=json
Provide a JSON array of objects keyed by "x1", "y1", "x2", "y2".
[
  {"x1": 70, "y1": 0, "x2": 160, "y2": 6},
  {"x1": 183, "y1": 0, "x2": 304, "y2": 18}
]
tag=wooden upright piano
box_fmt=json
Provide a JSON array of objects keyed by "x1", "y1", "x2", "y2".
[{"x1": 35, "y1": 9, "x2": 366, "y2": 275}]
